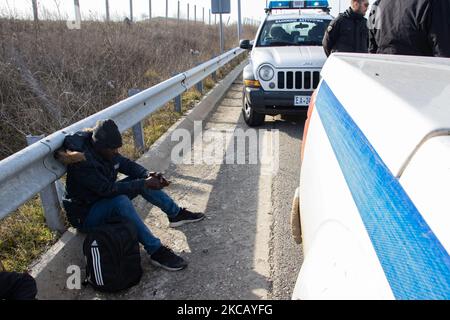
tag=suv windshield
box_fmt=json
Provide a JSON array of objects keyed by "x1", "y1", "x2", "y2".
[{"x1": 256, "y1": 18, "x2": 330, "y2": 47}]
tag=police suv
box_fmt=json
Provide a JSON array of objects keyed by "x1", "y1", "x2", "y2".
[{"x1": 240, "y1": 0, "x2": 332, "y2": 126}]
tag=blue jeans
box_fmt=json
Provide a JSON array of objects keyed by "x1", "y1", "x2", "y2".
[{"x1": 82, "y1": 184, "x2": 180, "y2": 254}]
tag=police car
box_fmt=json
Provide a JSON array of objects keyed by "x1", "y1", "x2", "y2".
[
  {"x1": 290, "y1": 53, "x2": 450, "y2": 300},
  {"x1": 240, "y1": 0, "x2": 332, "y2": 126}
]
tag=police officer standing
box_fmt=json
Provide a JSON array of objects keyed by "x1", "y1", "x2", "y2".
[
  {"x1": 322, "y1": 0, "x2": 370, "y2": 57},
  {"x1": 369, "y1": 0, "x2": 450, "y2": 57}
]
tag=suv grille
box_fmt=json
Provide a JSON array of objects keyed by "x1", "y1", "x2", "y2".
[{"x1": 277, "y1": 71, "x2": 321, "y2": 90}]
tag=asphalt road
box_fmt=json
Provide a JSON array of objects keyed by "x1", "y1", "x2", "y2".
[
  {"x1": 67, "y1": 78, "x2": 305, "y2": 300},
  {"x1": 266, "y1": 114, "x2": 305, "y2": 299}
]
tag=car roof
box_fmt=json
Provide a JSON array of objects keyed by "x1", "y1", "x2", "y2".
[{"x1": 266, "y1": 12, "x2": 333, "y2": 21}]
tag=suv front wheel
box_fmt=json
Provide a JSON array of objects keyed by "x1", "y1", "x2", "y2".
[{"x1": 242, "y1": 89, "x2": 265, "y2": 127}]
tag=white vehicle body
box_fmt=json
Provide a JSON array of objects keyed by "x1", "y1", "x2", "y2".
[
  {"x1": 241, "y1": 8, "x2": 333, "y2": 126},
  {"x1": 292, "y1": 53, "x2": 450, "y2": 300},
  {"x1": 249, "y1": 13, "x2": 332, "y2": 92}
]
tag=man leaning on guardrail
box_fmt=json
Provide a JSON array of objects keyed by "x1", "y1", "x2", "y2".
[{"x1": 54, "y1": 119, "x2": 205, "y2": 272}]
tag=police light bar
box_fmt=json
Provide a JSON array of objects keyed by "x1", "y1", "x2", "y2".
[{"x1": 267, "y1": 1, "x2": 329, "y2": 10}]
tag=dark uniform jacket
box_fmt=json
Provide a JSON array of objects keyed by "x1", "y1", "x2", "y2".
[
  {"x1": 369, "y1": 0, "x2": 450, "y2": 57},
  {"x1": 56, "y1": 131, "x2": 150, "y2": 228},
  {"x1": 322, "y1": 7, "x2": 369, "y2": 57},
  {"x1": 0, "y1": 272, "x2": 37, "y2": 300}
]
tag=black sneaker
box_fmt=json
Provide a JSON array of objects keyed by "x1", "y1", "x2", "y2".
[
  {"x1": 149, "y1": 246, "x2": 188, "y2": 271},
  {"x1": 169, "y1": 208, "x2": 205, "y2": 227}
]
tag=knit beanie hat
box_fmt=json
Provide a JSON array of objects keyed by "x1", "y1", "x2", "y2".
[{"x1": 91, "y1": 119, "x2": 123, "y2": 149}]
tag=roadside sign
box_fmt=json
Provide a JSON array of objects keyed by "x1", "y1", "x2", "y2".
[{"x1": 211, "y1": 0, "x2": 231, "y2": 14}]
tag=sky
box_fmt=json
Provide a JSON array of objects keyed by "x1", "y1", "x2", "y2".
[{"x1": 0, "y1": 0, "x2": 374, "y2": 24}]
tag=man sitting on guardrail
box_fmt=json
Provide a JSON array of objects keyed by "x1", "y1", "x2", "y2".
[{"x1": 55, "y1": 119, "x2": 205, "y2": 272}]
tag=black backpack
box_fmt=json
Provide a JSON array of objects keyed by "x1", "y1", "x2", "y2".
[{"x1": 82, "y1": 218, "x2": 143, "y2": 292}]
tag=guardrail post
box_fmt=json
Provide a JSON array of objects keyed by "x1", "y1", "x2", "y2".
[
  {"x1": 174, "y1": 95, "x2": 182, "y2": 113},
  {"x1": 171, "y1": 73, "x2": 183, "y2": 113},
  {"x1": 26, "y1": 135, "x2": 66, "y2": 234},
  {"x1": 196, "y1": 80, "x2": 204, "y2": 94},
  {"x1": 128, "y1": 89, "x2": 145, "y2": 152},
  {"x1": 195, "y1": 63, "x2": 204, "y2": 94},
  {"x1": 211, "y1": 55, "x2": 218, "y2": 82}
]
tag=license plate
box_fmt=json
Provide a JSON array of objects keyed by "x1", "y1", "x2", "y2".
[{"x1": 294, "y1": 96, "x2": 311, "y2": 106}]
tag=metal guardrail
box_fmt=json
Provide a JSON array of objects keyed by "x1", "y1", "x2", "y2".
[{"x1": 0, "y1": 47, "x2": 245, "y2": 231}]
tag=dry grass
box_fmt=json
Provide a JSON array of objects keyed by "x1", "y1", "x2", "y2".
[
  {"x1": 0, "y1": 17, "x2": 255, "y2": 272},
  {"x1": 0, "y1": 17, "x2": 256, "y2": 159},
  {"x1": 0, "y1": 197, "x2": 57, "y2": 272}
]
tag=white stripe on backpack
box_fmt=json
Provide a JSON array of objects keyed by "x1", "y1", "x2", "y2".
[{"x1": 91, "y1": 242, "x2": 104, "y2": 286}]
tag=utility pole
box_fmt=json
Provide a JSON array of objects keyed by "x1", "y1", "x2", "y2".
[
  {"x1": 129, "y1": 0, "x2": 133, "y2": 21},
  {"x1": 177, "y1": 1, "x2": 180, "y2": 24},
  {"x1": 149, "y1": 0, "x2": 152, "y2": 20},
  {"x1": 166, "y1": 0, "x2": 169, "y2": 22},
  {"x1": 237, "y1": 0, "x2": 242, "y2": 42},
  {"x1": 74, "y1": 0, "x2": 81, "y2": 26},
  {"x1": 194, "y1": 5, "x2": 197, "y2": 24},
  {"x1": 203, "y1": 7, "x2": 205, "y2": 24},
  {"x1": 105, "y1": 0, "x2": 110, "y2": 22},
  {"x1": 187, "y1": 3, "x2": 190, "y2": 22},
  {"x1": 209, "y1": 9, "x2": 211, "y2": 25},
  {"x1": 32, "y1": 0, "x2": 39, "y2": 22},
  {"x1": 67, "y1": 0, "x2": 81, "y2": 30}
]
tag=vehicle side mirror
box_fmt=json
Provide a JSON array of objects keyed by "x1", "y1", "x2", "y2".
[{"x1": 240, "y1": 39, "x2": 253, "y2": 50}]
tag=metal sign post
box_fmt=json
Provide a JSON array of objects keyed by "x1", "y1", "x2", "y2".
[
  {"x1": 237, "y1": 0, "x2": 242, "y2": 42},
  {"x1": 220, "y1": 13, "x2": 224, "y2": 53},
  {"x1": 212, "y1": 0, "x2": 231, "y2": 54}
]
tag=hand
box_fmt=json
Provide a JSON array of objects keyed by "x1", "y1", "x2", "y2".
[
  {"x1": 159, "y1": 175, "x2": 171, "y2": 187},
  {"x1": 148, "y1": 172, "x2": 171, "y2": 187},
  {"x1": 144, "y1": 176, "x2": 164, "y2": 190}
]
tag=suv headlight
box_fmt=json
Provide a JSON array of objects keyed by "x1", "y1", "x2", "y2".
[{"x1": 259, "y1": 65, "x2": 274, "y2": 81}]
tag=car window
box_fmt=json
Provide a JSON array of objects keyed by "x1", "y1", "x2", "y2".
[{"x1": 256, "y1": 18, "x2": 330, "y2": 47}]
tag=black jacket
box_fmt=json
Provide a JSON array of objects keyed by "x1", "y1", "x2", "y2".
[
  {"x1": 57, "y1": 131, "x2": 150, "y2": 228},
  {"x1": 0, "y1": 272, "x2": 37, "y2": 300},
  {"x1": 322, "y1": 7, "x2": 369, "y2": 57},
  {"x1": 369, "y1": 0, "x2": 450, "y2": 57}
]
